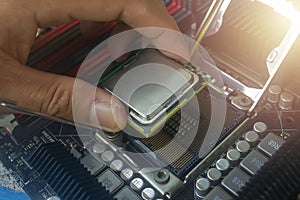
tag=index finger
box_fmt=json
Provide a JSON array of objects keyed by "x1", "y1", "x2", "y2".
[
  {"x1": 33, "y1": 0, "x2": 179, "y2": 31},
  {"x1": 33, "y1": 0, "x2": 189, "y2": 61}
]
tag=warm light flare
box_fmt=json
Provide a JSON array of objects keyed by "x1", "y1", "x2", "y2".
[{"x1": 257, "y1": 0, "x2": 300, "y2": 24}]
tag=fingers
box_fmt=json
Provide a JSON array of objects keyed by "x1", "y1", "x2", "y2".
[
  {"x1": 0, "y1": 53, "x2": 127, "y2": 131},
  {"x1": 34, "y1": 0, "x2": 178, "y2": 30},
  {"x1": 33, "y1": 0, "x2": 189, "y2": 60}
]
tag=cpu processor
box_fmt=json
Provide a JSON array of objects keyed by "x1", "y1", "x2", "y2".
[{"x1": 100, "y1": 49, "x2": 206, "y2": 137}]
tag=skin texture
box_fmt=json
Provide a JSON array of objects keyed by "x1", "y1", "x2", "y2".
[{"x1": 0, "y1": 0, "x2": 181, "y2": 132}]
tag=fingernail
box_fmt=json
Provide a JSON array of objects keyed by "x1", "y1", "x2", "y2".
[
  {"x1": 112, "y1": 103, "x2": 127, "y2": 130},
  {"x1": 93, "y1": 101, "x2": 127, "y2": 132},
  {"x1": 93, "y1": 102, "x2": 114, "y2": 130}
]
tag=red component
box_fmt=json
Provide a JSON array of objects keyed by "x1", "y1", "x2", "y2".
[
  {"x1": 34, "y1": 38, "x2": 87, "y2": 71},
  {"x1": 167, "y1": 0, "x2": 182, "y2": 15},
  {"x1": 33, "y1": 22, "x2": 115, "y2": 71},
  {"x1": 167, "y1": 0, "x2": 177, "y2": 12},
  {"x1": 31, "y1": 21, "x2": 80, "y2": 53},
  {"x1": 31, "y1": 21, "x2": 116, "y2": 54},
  {"x1": 68, "y1": 47, "x2": 110, "y2": 77}
]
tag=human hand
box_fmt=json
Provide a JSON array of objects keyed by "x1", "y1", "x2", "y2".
[{"x1": 0, "y1": 0, "x2": 182, "y2": 132}]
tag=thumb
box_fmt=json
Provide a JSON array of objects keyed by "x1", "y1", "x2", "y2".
[
  {"x1": 72, "y1": 77, "x2": 127, "y2": 132},
  {"x1": 0, "y1": 59, "x2": 127, "y2": 132}
]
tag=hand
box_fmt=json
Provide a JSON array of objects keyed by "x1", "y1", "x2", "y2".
[{"x1": 0, "y1": 0, "x2": 181, "y2": 132}]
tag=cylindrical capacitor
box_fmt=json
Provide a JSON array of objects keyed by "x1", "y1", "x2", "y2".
[
  {"x1": 207, "y1": 168, "x2": 222, "y2": 185},
  {"x1": 236, "y1": 140, "x2": 250, "y2": 156},
  {"x1": 253, "y1": 122, "x2": 267, "y2": 135},
  {"x1": 110, "y1": 159, "x2": 123, "y2": 171},
  {"x1": 141, "y1": 188, "x2": 156, "y2": 200},
  {"x1": 245, "y1": 131, "x2": 259, "y2": 147},
  {"x1": 130, "y1": 178, "x2": 144, "y2": 191},
  {"x1": 195, "y1": 178, "x2": 211, "y2": 198},
  {"x1": 279, "y1": 92, "x2": 294, "y2": 110},
  {"x1": 216, "y1": 158, "x2": 230, "y2": 175},
  {"x1": 120, "y1": 168, "x2": 134, "y2": 181},
  {"x1": 92, "y1": 143, "x2": 106, "y2": 154},
  {"x1": 226, "y1": 149, "x2": 241, "y2": 166},
  {"x1": 101, "y1": 150, "x2": 114, "y2": 162},
  {"x1": 268, "y1": 85, "x2": 281, "y2": 103}
]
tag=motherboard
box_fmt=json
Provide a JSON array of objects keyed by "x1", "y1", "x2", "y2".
[{"x1": 0, "y1": 0, "x2": 300, "y2": 200}]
